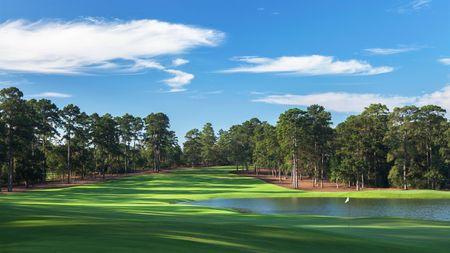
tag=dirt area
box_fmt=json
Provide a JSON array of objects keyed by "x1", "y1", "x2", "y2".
[
  {"x1": 0, "y1": 168, "x2": 170, "y2": 193},
  {"x1": 235, "y1": 169, "x2": 400, "y2": 192}
]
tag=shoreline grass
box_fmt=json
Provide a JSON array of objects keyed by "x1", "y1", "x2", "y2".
[{"x1": 1, "y1": 166, "x2": 449, "y2": 253}]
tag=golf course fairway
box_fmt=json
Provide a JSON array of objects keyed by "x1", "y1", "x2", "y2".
[{"x1": 1, "y1": 167, "x2": 449, "y2": 253}]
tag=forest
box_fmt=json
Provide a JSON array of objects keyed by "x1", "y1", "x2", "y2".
[{"x1": 1, "y1": 87, "x2": 449, "y2": 192}]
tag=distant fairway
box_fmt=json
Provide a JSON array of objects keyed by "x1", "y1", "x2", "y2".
[{"x1": 1, "y1": 167, "x2": 449, "y2": 253}]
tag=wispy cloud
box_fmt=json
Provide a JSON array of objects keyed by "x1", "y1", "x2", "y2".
[
  {"x1": 438, "y1": 58, "x2": 450, "y2": 65},
  {"x1": 0, "y1": 18, "x2": 223, "y2": 74},
  {"x1": 0, "y1": 77, "x2": 31, "y2": 86},
  {"x1": 222, "y1": 55, "x2": 393, "y2": 76},
  {"x1": 409, "y1": 0, "x2": 432, "y2": 10},
  {"x1": 254, "y1": 84, "x2": 450, "y2": 113},
  {"x1": 172, "y1": 58, "x2": 189, "y2": 67},
  {"x1": 418, "y1": 85, "x2": 450, "y2": 110},
  {"x1": 394, "y1": 0, "x2": 432, "y2": 13},
  {"x1": 29, "y1": 92, "x2": 72, "y2": 98},
  {"x1": 162, "y1": 69, "x2": 194, "y2": 92},
  {"x1": 365, "y1": 46, "x2": 419, "y2": 55},
  {"x1": 0, "y1": 18, "x2": 223, "y2": 91}
]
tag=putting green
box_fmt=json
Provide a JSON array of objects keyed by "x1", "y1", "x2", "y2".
[{"x1": 1, "y1": 167, "x2": 449, "y2": 253}]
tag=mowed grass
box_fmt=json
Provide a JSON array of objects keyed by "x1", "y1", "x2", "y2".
[{"x1": 1, "y1": 167, "x2": 449, "y2": 253}]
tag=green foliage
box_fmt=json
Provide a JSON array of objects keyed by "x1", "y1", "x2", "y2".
[
  {"x1": 183, "y1": 128, "x2": 202, "y2": 166},
  {"x1": 0, "y1": 86, "x2": 449, "y2": 191},
  {"x1": 199, "y1": 123, "x2": 217, "y2": 166}
]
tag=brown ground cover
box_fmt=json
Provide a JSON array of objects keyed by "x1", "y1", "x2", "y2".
[
  {"x1": 0, "y1": 168, "x2": 170, "y2": 193},
  {"x1": 235, "y1": 168, "x2": 400, "y2": 192}
]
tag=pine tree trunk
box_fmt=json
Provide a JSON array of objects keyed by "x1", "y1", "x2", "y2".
[
  {"x1": 320, "y1": 168, "x2": 324, "y2": 189},
  {"x1": 7, "y1": 149, "x2": 13, "y2": 192},
  {"x1": 6, "y1": 127, "x2": 13, "y2": 192},
  {"x1": 314, "y1": 164, "x2": 317, "y2": 187},
  {"x1": 42, "y1": 137, "x2": 47, "y2": 183},
  {"x1": 361, "y1": 173, "x2": 364, "y2": 189},
  {"x1": 67, "y1": 137, "x2": 71, "y2": 184},
  {"x1": 403, "y1": 160, "x2": 407, "y2": 190}
]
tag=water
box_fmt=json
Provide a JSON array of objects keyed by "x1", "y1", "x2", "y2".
[{"x1": 188, "y1": 198, "x2": 450, "y2": 221}]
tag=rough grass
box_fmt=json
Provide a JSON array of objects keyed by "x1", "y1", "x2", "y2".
[{"x1": 0, "y1": 166, "x2": 449, "y2": 253}]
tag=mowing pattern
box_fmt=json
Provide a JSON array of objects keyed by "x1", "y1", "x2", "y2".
[{"x1": 1, "y1": 167, "x2": 449, "y2": 253}]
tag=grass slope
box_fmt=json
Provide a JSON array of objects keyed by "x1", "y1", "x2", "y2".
[{"x1": 1, "y1": 166, "x2": 449, "y2": 253}]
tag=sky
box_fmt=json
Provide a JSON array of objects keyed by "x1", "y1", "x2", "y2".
[{"x1": 0, "y1": 0, "x2": 449, "y2": 142}]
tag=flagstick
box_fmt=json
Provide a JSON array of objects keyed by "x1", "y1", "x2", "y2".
[{"x1": 345, "y1": 197, "x2": 350, "y2": 237}]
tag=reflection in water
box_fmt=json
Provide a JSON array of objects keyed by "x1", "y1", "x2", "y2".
[{"x1": 188, "y1": 198, "x2": 450, "y2": 221}]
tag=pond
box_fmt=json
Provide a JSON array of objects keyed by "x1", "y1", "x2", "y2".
[{"x1": 188, "y1": 197, "x2": 450, "y2": 221}]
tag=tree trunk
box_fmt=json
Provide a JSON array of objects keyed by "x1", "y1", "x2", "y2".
[
  {"x1": 361, "y1": 173, "x2": 364, "y2": 189},
  {"x1": 320, "y1": 153, "x2": 324, "y2": 188},
  {"x1": 67, "y1": 137, "x2": 71, "y2": 184},
  {"x1": 356, "y1": 176, "x2": 360, "y2": 191},
  {"x1": 403, "y1": 160, "x2": 407, "y2": 190},
  {"x1": 402, "y1": 134, "x2": 408, "y2": 190},
  {"x1": 7, "y1": 149, "x2": 13, "y2": 192},
  {"x1": 125, "y1": 144, "x2": 129, "y2": 175},
  {"x1": 314, "y1": 163, "x2": 318, "y2": 187},
  {"x1": 7, "y1": 130, "x2": 13, "y2": 192},
  {"x1": 320, "y1": 168, "x2": 324, "y2": 189},
  {"x1": 292, "y1": 154, "x2": 298, "y2": 189},
  {"x1": 42, "y1": 137, "x2": 47, "y2": 183},
  {"x1": 278, "y1": 166, "x2": 281, "y2": 181}
]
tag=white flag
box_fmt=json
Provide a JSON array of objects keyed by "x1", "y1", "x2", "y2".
[{"x1": 345, "y1": 197, "x2": 350, "y2": 204}]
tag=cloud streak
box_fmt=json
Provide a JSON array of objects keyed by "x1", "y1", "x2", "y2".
[
  {"x1": 438, "y1": 58, "x2": 450, "y2": 65},
  {"x1": 395, "y1": 0, "x2": 432, "y2": 13},
  {"x1": 222, "y1": 55, "x2": 393, "y2": 76},
  {"x1": 0, "y1": 18, "x2": 222, "y2": 74},
  {"x1": 162, "y1": 69, "x2": 194, "y2": 92},
  {"x1": 29, "y1": 92, "x2": 72, "y2": 98},
  {"x1": 365, "y1": 47, "x2": 418, "y2": 55},
  {"x1": 254, "y1": 85, "x2": 450, "y2": 113},
  {"x1": 172, "y1": 58, "x2": 189, "y2": 67}
]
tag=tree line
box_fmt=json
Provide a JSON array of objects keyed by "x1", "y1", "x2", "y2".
[
  {"x1": 183, "y1": 105, "x2": 450, "y2": 190},
  {"x1": 1, "y1": 87, "x2": 449, "y2": 191},
  {"x1": 0, "y1": 87, "x2": 181, "y2": 192}
]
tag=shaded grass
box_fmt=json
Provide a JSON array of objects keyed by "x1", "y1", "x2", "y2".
[{"x1": 0, "y1": 166, "x2": 449, "y2": 253}]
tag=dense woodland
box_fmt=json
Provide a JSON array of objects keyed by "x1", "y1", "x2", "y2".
[{"x1": 1, "y1": 87, "x2": 449, "y2": 192}]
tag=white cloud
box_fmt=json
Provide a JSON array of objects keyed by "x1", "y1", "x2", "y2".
[
  {"x1": 172, "y1": 58, "x2": 189, "y2": 67},
  {"x1": 365, "y1": 47, "x2": 418, "y2": 55},
  {"x1": 254, "y1": 93, "x2": 413, "y2": 113},
  {"x1": 162, "y1": 69, "x2": 194, "y2": 92},
  {"x1": 417, "y1": 85, "x2": 450, "y2": 110},
  {"x1": 0, "y1": 18, "x2": 223, "y2": 74},
  {"x1": 222, "y1": 55, "x2": 393, "y2": 76},
  {"x1": 254, "y1": 84, "x2": 450, "y2": 113},
  {"x1": 438, "y1": 58, "x2": 450, "y2": 65},
  {"x1": 410, "y1": 0, "x2": 432, "y2": 10},
  {"x1": 29, "y1": 92, "x2": 72, "y2": 98},
  {"x1": 395, "y1": 0, "x2": 432, "y2": 13}
]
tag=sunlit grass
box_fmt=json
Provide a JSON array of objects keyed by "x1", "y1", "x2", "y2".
[{"x1": 0, "y1": 166, "x2": 449, "y2": 253}]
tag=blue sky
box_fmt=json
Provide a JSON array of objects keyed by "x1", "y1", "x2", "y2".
[{"x1": 0, "y1": 0, "x2": 449, "y2": 142}]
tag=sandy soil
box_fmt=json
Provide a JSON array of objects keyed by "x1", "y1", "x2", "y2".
[
  {"x1": 235, "y1": 169, "x2": 400, "y2": 192},
  {"x1": 0, "y1": 169, "x2": 169, "y2": 193}
]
